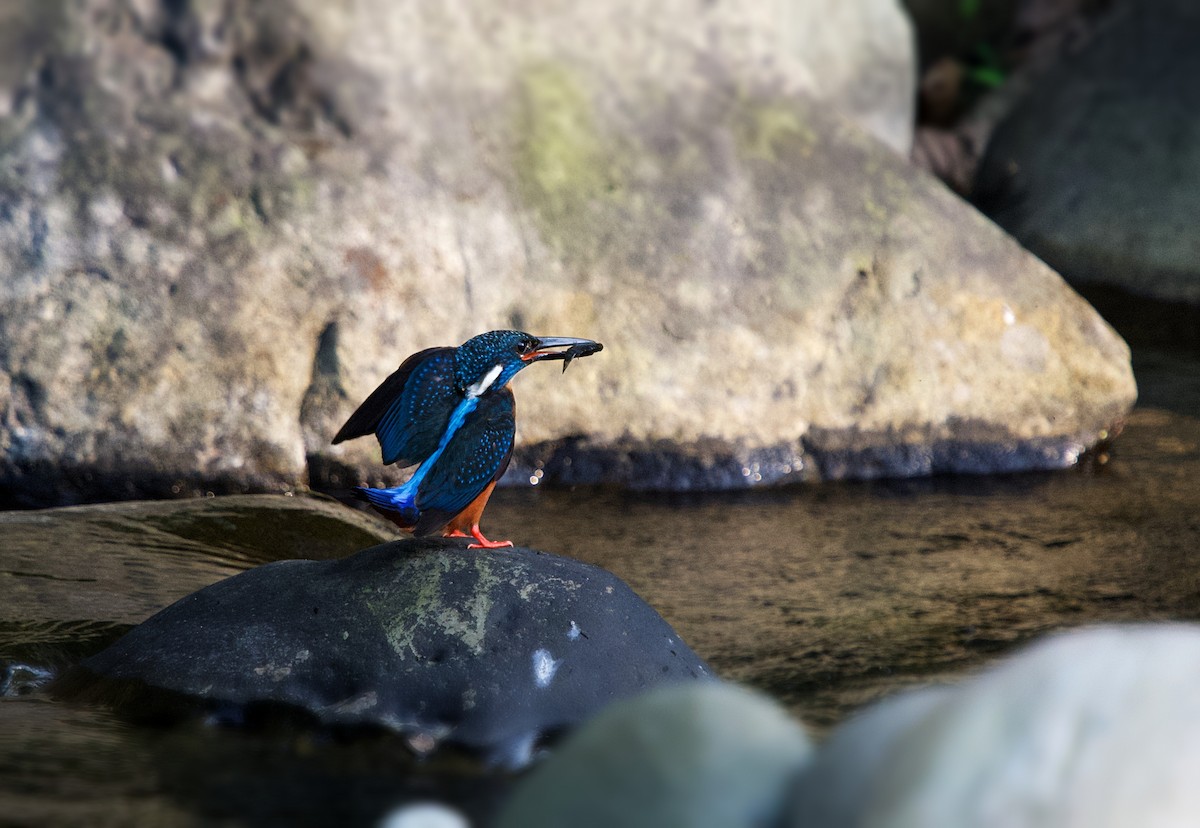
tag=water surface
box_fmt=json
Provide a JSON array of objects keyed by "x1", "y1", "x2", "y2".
[
  {"x1": 2, "y1": 347, "x2": 1198, "y2": 825},
  {"x1": 493, "y1": 350, "x2": 1200, "y2": 725}
]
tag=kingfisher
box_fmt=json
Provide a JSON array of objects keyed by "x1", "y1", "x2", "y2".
[{"x1": 332, "y1": 330, "x2": 602, "y2": 549}]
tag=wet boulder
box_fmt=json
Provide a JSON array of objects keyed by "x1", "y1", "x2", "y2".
[
  {"x1": 57, "y1": 539, "x2": 710, "y2": 764},
  {"x1": 975, "y1": 0, "x2": 1200, "y2": 305}
]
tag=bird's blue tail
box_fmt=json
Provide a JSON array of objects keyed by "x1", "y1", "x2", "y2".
[{"x1": 354, "y1": 486, "x2": 420, "y2": 525}]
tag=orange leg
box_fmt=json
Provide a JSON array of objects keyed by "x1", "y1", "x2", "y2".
[{"x1": 442, "y1": 482, "x2": 513, "y2": 550}]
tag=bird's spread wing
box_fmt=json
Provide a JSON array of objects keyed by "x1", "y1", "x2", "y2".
[
  {"x1": 411, "y1": 389, "x2": 516, "y2": 535},
  {"x1": 331, "y1": 347, "x2": 459, "y2": 467}
]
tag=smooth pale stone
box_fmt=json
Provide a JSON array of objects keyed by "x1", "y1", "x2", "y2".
[{"x1": 790, "y1": 624, "x2": 1200, "y2": 828}]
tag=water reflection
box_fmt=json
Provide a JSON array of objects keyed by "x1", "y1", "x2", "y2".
[{"x1": 0, "y1": 696, "x2": 509, "y2": 826}]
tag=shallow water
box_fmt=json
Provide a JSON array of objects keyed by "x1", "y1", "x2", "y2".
[
  {"x1": 1, "y1": 347, "x2": 1199, "y2": 825},
  {"x1": 494, "y1": 348, "x2": 1200, "y2": 726}
]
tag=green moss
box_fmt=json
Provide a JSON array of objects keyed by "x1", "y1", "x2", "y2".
[
  {"x1": 512, "y1": 63, "x2": 626, "y2": 260},
  {"x1": 862, "y1": 197, "x2": 888, "y2": 223},
  {"x1": 432, "y1": 555, "x2": 503, "y2": 653},
  {"x1": 734, "y1": 101, "x2": 818, "y2": 163},
  {"x1": 369, "y1": 553, "x2": 518, "y2": 660},
  {"x1": 370, "y1": 564, "x2": 445, "y2": 660}
]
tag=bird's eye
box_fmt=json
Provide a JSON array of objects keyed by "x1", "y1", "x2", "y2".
[{"x1": 518, "y1": 338, "x2": 538, "y2": 355}]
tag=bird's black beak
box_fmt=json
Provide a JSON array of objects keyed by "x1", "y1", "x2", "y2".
[{"x1": 521, "y1": 336, "x2": 604, "y2": 372}]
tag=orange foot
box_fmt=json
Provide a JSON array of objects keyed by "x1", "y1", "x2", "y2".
[{"x1": 443, "y1": 525, "x2": 513, "y2": 549}]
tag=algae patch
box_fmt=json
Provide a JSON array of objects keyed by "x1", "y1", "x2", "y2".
[
  {"x1": 368, "y1": 552, "x2": 507, "y2": 659},
  {"x1": 734, "y1": 101, "x2": 818, "y2": 163},
  {"x1": 512, "y1": 63, "x2": 627, "y2": 260}
]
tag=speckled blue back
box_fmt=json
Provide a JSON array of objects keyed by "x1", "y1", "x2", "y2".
[{"x1": 376, "y1": 349, "x2": 457, "y2": 465}]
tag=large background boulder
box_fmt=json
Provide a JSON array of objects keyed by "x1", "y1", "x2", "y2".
[
  {"x1": 974, "y1": 0, "x2": 1200, "y2": 305},
  {"x1": 0, "y1": 0, "x2": 1132, "y2": 504}
]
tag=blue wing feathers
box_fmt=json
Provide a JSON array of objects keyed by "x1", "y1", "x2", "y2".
[
  {"x1": 378, "y1": 352, "x2": 459, "y2": 466},
  {"x1": 332, "y1": 347, "x2": 459, "y2": 468},
  {"x1": 338, "y1": 346, "x2": 522, "y2": 538},
  {"x1": 412, "y1": 390, "x2": 516, "y2": 529},
  {"x1": 353, "y1": 486, "x2": 419, "y2": 526}
]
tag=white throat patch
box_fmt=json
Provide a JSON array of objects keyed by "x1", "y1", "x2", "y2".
[{"x1": 466, "y1": 363, "x2": 503, "y2": 399}]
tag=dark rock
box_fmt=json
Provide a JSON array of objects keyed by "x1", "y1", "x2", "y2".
[
  {"x1": 975, "y1": 0, "x2": 1200, "y2": 304},
  {"x1": 56, "y1": 539, "x2": 710, "y2": 765}
]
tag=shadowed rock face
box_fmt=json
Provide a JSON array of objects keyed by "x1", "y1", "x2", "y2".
[
  {"x1": 56, "y1": 539, "x2": 710, "y2": 765},
  {"x1": 0, "y1": 0, "x2": 1131, "y2": 504},
  {"x1": 975, "y1": 0, "x2": 1200, "y2": 305}
]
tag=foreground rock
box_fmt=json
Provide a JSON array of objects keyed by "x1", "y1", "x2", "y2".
[
  {"x1": 0, "y1": 0, "x2": 1131, "y2": 504},
  {"x1": 57, "y1": 539, "x2": 709, "y2": 764},
  {"x1": 975, "y1": 0, "x2": 1200, "y2": 304},
  {"x1": 790, "y1": 625, "x2": 1200, "y2": 827},
  {"x1": 497, "y1": 682, "x2": 812, "y2": 828},
  {"x1": 491, "y1": 625, "x2": 1200, "y2": 826}
]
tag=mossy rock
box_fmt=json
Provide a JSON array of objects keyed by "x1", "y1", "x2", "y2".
[{"x1": 57, "y1": 539, "x2": 711, "y2": 764}]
